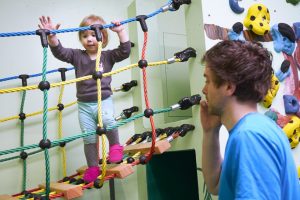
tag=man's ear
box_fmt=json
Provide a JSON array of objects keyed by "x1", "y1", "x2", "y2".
[{"x1": 225, "y1": 81, "x2": 236, "y2": 96}]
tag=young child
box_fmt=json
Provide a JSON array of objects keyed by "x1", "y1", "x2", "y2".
[{"x1": 38, "y1": 15, "x2": 131, "y2": 182}]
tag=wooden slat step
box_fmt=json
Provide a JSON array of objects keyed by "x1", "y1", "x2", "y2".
[
  {"x1": 124, "y1": 140, "x2": 171, "y2": 154},
  {"x1": 39, "y1": 183, "x2": 82, "y2": 200}
]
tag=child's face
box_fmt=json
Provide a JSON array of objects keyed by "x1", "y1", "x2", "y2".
[{"x1": 80, "y1": 30, "x2": 98, "y2": 53}]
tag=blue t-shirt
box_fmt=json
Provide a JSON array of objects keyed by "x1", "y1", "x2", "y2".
[{"x1": 219, "y1": 112, "x2": 300, "y2": 200}]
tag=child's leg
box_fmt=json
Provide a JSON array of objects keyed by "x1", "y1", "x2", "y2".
[
  {"x1": 100, "y1": 97, "x2": 120, "y2": 146},
  {"x1": 100, "y1": 97, "x2": 123, "y2": 163},
  {"x1": 78, "y1": 102, "x2": 98, "y2": 167},
  {"x1": 78, "y1": 102, "x2": 100, "y2": 182}
]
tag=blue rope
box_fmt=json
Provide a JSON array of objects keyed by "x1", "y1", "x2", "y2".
[
  {"x1": 51, "y1": 26, "x2": 90, "y2": 34},
  {"x1": 0, "y1": 66, "x2": 74, "y2": 83},
  {"x1": 0, "y1": 1, "x2": 173, "y2": 38},
  {"x1": 147, "y1": 8, "x2": 164, "y2": 18},
  {"x1": 0, "y1": 76, "x2": 19, "y2": 82},
  {"x1": 0, "y1": 31, "x2": 36, "y2": 37}
]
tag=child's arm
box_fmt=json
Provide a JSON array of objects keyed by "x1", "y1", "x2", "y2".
[
  {"x1": 38, "y1": 16, "x2": 77, "y2": 64},
  {"x1": 38, "y1": 16, "x2": 60, "y2": 47},
  {"x1": 110, "y1": 20, "x2": 129, "y2": 43}
]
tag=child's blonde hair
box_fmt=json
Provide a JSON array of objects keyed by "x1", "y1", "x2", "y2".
[{"x1": 79, "y1": 14, "x2": 108, "y2": 48}]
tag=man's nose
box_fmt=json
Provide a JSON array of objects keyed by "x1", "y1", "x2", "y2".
[{"x1": 202, "y1": 87, "x2": 207, "y2": 95}]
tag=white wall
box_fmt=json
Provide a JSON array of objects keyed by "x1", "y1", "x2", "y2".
[{"x1": 0, "y1": 0, "x2": 139, "y2": 199}]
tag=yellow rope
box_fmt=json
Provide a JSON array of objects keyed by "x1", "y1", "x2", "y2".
[
  {"x1": 58, "y1": 85, "x2": 64, "y2": 103},
  {"x1": 0, "y1": 115, "x2": 18, "y2": 123},
  {"x1": 57, "y1": 85, "x2": 67, "y2": 177},
  {"x1": 0, "y1": 59, "x2": 181, "y2": 95},
  {"x1": 103, "y1": 63, "x2": 138, "y2": 77},
  {"x1": 94, "y1": 41, "x2": 107, "y2": 186},
  {"x1": 0, "y1": 101, "x2": 77, "y2": 123},
  {"x1": 122, "y1": 152, "x2": 141, "y2": 164},
  {"x1": 0, "y1": 85, "x2": 37, "y2": 94}
]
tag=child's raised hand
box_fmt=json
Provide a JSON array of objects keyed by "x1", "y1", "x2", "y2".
[
  {"x1": 38, "y1": 16, "x2": 60, "y2": 31},
  {"x1": 110, "y1": 20, "x2": 124, "y2": 33}
]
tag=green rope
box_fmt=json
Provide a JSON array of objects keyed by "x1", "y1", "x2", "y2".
[
  {"x1": 41, "y1": 47, "x2": 50, "y2": 199},
  {"x1": 22, "y1": 159, "x2": 27, "y2": 191},
  {"x1": 20, "y1": 91, "x2": 27, "y2": 191},
  {"x1": 0, "y1": 107, "x2": 173, "y2": 157},
  {"x1": 20, "y1": 91, "x2": 26, "y2": 114},
  {"x1": 0, "y1": 149, "x2": 44, "y2": 163}
]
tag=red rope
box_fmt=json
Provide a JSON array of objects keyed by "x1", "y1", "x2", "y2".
[{"x1": 140, "y1": 32, "x2": 156, "y2": 161}]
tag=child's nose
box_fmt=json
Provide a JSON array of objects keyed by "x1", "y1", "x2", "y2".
[{"x1": 87, "y1": 36, "x2": 93, "y2": 41}]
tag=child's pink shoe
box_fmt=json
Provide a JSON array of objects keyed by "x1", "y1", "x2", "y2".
[
  {"x1": 109, "y1": 144, "x2": 123, "y2": 163},
  {"x1": 83, "y1": 166, "x2": 100, "y2": 183}
]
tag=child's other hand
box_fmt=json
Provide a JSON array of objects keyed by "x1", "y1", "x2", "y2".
[
  {"x1": 38, "y1": 16, "x2": 60, "y2": 31},
  {"x1": 110, "y1": 20, "x2": 125, "y2": 33}
]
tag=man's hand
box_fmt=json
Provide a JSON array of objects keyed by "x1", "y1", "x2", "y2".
[{"x1": 200, "y1": 100, "x2": 222, "y2": 134}]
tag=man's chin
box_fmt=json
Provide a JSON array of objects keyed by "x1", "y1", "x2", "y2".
[{"x1": 208, "y1": 108, "x2": 220, "y2": 116}]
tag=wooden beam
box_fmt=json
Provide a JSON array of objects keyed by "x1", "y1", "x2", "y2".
[
  {"x1": 39, "y1": 183, "x2": 82, "y2": 200},
  {"x1": 124, "y1": 140, "x2": 171, "y2": 154}
]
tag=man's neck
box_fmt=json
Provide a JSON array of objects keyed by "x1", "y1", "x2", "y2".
[{"x1": 221, "y1": 98, "x2": 257, "y2": 131}]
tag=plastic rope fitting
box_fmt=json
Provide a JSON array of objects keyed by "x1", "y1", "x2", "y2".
[
  {"x1": 174, "y1": 47, "x2": 196, "y2": 62},
  {"x1": 39, "y1": 139, "x2": 52, "y2": 149},
  {"x1": 90, "y1": 24, "x2": 103, "y2": 42},
  {"x1": 20, "y1": 151, "x2": 28, "y2": 160},
  {"x1": 123, "y1": 106, "x2": 139, "y2": 118},
  {"x1": 138, "y1": 59, "x2": 148, "y2": 69},
  {"x1": 96, "y1": 126, "x2": 107, "y2": 136},
  {"x1": 38, "y1": 81, "x2": 50, "y2": 91},
  {"x1": 36, "y1": 29, "x2": 50, "y2": 47},
  {"x1": 59, "y1": 141, "x2": 66, "y2": 147},
  {"x1": 57, "y1": 103, "x2": 64, "y2": 111},
  {"x1": 144, "y1": 108, "x2": 154, "y2": 118},
  {"x1": 19, "y1": 74, "x2": 29, "y2": 86},
  {"x1": 179, "y1": 124, "x2": 195, "y2": 137},
  {"x1": 136, "y1": 15, "x2": 148, "y2": 32},
  {"x1": 58, "y1": 68, "x2": 68, "y2": 81},
  {"x1": 19, "y1": 112, "x2": 26, "y2": 120},
  {"x1": 127, "y1": 157, "x2": 135, "y2": 163},
  {"x1": 171, "y1": 0, "x2": 191, "y2": 11},
  {"x1": 92, "y1": 71, "x2": 103, "y2": 80},
  {"x1": 122, "y1": 80, "x2": 138, "y2": 91},
  {"x1": 139, "y1": 155, "x2": 147, "y2": 164}
]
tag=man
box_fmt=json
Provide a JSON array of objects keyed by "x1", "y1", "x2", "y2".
[{"x1": 200, "y1": 40, "x2": 300, "y2": 199}]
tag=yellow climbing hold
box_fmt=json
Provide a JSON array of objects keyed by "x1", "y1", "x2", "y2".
[
  {"x1": 262, "y1": 74, "x2": 279, "y2": 108},
  {"x1": 244, "y1": 3, "x2": 270, "y2": 35}
]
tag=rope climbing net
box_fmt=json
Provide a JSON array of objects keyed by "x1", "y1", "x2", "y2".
[{"x1": 0, "y1": 0, "x2": 195, "y2": 199}]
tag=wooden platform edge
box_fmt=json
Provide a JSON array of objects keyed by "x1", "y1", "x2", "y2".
[
  {"x1": 124, "y1": 140, "x2": 171, "y2": 154},
  {"x1": 106, "y1": 164, "x2": 134, "y2": 178},
  {"x1": 39, "y1": 182, "x2": 82, "y2": 200}
]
